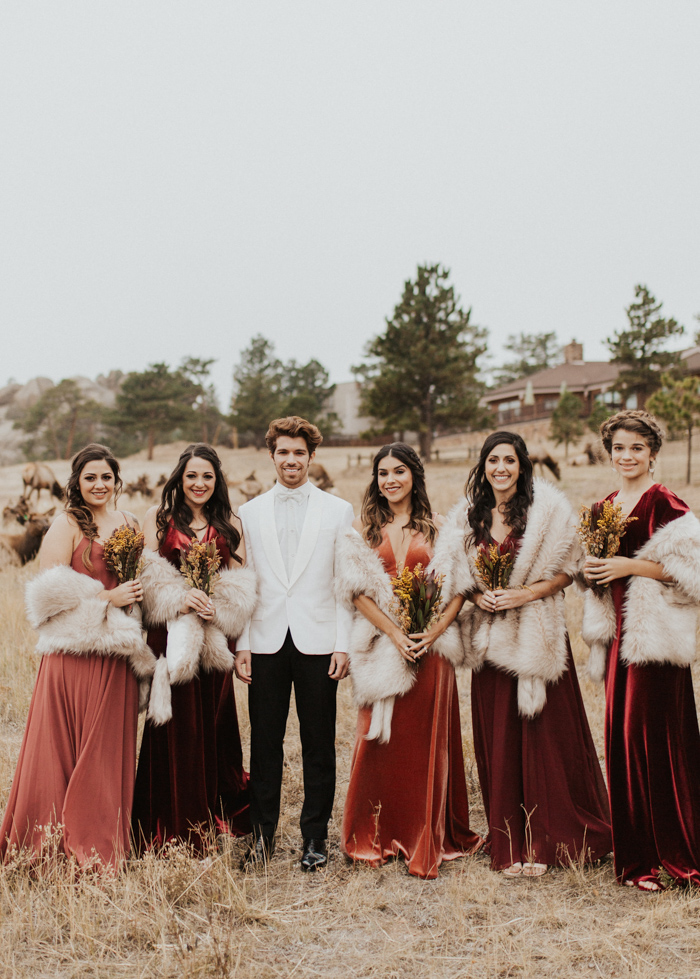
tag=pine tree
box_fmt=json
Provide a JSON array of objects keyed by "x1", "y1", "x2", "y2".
[
  {"x1": 353, "y1": 264, "x2": 488, "y2": 460},
  {"x1": 16, "y1": 379, "x2": 103, "y2": 460},
  {"x1": 647, "y1": 373, "x2": 700, "y2": 484},
  {"x1": 607, "y1": 285, "x2": 684, "y2": 407},
  {"x1": 494, "y1": 332, "x2": 561, "y2": 385},
  {"x1": 230, "y1": 336, "x2": 285, "y2": 449},
  {"x1": 112, "y1": 363, "x2": 200, "y2": 460},
  {"x1": 550, "y1": 389, "x2": 584, "y2": 459}
]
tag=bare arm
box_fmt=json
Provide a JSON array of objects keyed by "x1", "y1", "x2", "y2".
[
  {"x1": 584, "y1": 555, "x2": 672, "y2": 586},
  {"x1": 39, "y1": 513, "x2": 79, "y2": 570},
  {"x1": 142, "y1": 506, "x2": 159, "y2": 550}
]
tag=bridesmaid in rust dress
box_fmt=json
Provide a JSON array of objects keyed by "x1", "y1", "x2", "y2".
[
  {"x1": 341, "y1": 443, "x2": 481, "y2": 879},
  {"x1": 132, "y1": 444, "x2": 250, "y2": 851},
  {"x1": 0, "y1": 444, "x2": 148, "y2": 869},
  {"x1": 584, "y1": 411, "x2": 700, "y2": 891}
]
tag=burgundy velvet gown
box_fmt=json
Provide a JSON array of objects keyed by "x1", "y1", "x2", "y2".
[
  {"x1": 0, "y1": 539, "x2": 139, "y2": 868},
  {"x1": 131, "y1": 522, "x2": 250, "y2": 851},
  {"x1": 603, "y1": 483, "x2": 700, "y2": 887},
  {"x1": 342, "y1": 530, "x2": 482, "y2": 879},
  {"x1": 471, "y1": 534, "x2": 611, "y2": 871}
]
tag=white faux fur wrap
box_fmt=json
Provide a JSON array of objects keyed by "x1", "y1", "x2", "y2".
[
  {"x1": 334, "y1": 530, "x2": 465, "y2": 742},
  {"x1": 139, "y1": 549, "x2": 257, "y2": 724},
  {"x1": 431, "y1": 478, "x2": 582, "y2": 719},
  {"x1": 581, "y1": 509, "x2": 700, "y2": 682},
  {"x1": 24, "y1": 565, "x2": 157, "y2": 685}
]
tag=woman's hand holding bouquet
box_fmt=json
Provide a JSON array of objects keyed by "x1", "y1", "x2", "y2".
[
  {"x1": 579, "y1": 500, "x2": 636, "y2": 588},
  {"x1": 102, "y1": 526, "x2": 145, "y2": 612},
  {"x1": 390, "y1": 564, "x2": 445, "y2": 664},
  {"x1": 179, "y1": 539, "x2": 221, "y2": 620},
  {"x1": 473, "y1": 539, "x2": 529, "y2": 614}
]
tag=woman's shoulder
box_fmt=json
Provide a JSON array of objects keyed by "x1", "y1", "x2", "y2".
[{"x1": 648, "y1": 483, "x2": 690, "y2": 522}]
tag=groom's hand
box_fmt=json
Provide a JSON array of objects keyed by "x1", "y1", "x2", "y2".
[
  {"x1": 328, "y1": 652, "x2": 348, "y2": 681},
  {"x1": 234, "y1": 649, "x2": 252, "y2": 684}
]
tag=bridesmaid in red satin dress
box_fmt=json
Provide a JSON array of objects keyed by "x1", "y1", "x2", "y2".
[
  {"x1": 132, "y1": 444, "x2": 250, "y2": 850},
  {"x1": 0, "y1": 444, "x2": 144, "y2": 868},
  {"x1": 342, "y1": 443, "x2": 481, "y2": 879},
  {"x1": 585, "y1": 411, "x2": 700, "y2": 891}
]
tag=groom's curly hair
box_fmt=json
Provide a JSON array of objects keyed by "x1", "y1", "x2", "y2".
[{"x1": 265, "y1": 416, "x2": 323, "y2": 455}]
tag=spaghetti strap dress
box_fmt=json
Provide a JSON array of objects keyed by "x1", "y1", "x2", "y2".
[
  {"x1": 0, "y1": 538, "x2": 139, "y2": 868},
  {"x1": 131, "y1": 521, "x2": 250, "y2": 851},
  {"x1": 342, "y1": 528, "x2": 482, "y2": 879},
  {"x1": 471, "y1": 533, "x2": 611, "y2": 870},
  {"x1": 603, "y1": 483, "x2": 700, "y2": 887}
]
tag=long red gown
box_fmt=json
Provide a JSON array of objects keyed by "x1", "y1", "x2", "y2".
[
  {"x1": 131, "y1": 522, "x2": 250, "y2": 851},
  {"x1": 471, "y1": 535, "x2": 611, "y2": 870},
  {"x1": 341, "y1": 530, "x2": 482, "y2": 879},
  {"x1": 0, "y1": 539, "x2": 139, "y2": 868},
  {"x1": 603, "y1": 483, "x2": 700, "y2": 887}
]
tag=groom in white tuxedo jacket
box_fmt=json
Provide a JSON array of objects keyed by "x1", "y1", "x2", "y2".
[{"x1": 235, "y1": 416, "x2": 354, "y2": 871}]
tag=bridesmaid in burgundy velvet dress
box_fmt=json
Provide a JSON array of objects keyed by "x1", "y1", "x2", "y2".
[
  {"x1": 457, "y1": 432, "x2": 610, "y2": 878},
  {"x1": 132, "y1": 444, "x2": 250, "y2": 851},
  {"x1": 341, "y1": 443, "x2": 481, "y2": 879},
  {"x1": 584, "y1": 411, "x2": 700, "y2": 891},
  {"x1": 0, "y1": 444, "x2": 145, "y2": 868}
]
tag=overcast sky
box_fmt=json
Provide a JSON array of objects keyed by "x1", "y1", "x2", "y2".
[{"x1": 1, "y1": 1, "x2": 698, "y2": 406}]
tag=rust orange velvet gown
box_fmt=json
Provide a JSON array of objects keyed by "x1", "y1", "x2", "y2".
[
  {"x1": 0, "y1": 539, "x2": 139, "y2": 868},
  {"x1": 131, "y1": 522, "x2": 250, "y2": 851},
  {"x1": 341, "y1": 530, "x2": 482, "y2": 879},
  {"x1": 603, "y1": 483, "x2": 700, "y2": 887},
  {"x1": 471, "y1": 534, "x2": 612, "y2": 871}
]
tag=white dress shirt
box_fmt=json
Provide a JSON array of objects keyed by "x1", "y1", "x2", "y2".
[{"x1": 273, "y1": 479, "x2": 312, "y2": 578}]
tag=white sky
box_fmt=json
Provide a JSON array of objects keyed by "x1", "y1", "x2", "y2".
[{"x1": 1, "y1": 0, "x2": 698, "y2": 406}]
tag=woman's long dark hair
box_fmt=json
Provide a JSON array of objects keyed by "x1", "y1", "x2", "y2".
[
  {"x1": 465, "y1": 432, "x2": 534, "y2": 545},
  {"x1": 156, "y1": 443, "x2": 241, "y2": 563},
  {"x1": 360, "y1": 443, "x2": 437, "y2": 549},
  {"x1": 65, "y1": 443, "x2": 123, "y2": 570}
]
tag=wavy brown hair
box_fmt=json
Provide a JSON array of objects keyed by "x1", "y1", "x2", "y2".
[
  {"x1": 155, "y1": 443, "x2": 241, "y2": 562},
  {"x1": 265, "y1": 416, "x2": 323, "y2": 455},
  {"x1": 65, "y1": 443, "x2": 123, "y2": 570},
  {"x1": 465, "y1": 432, "x2": 534, "y2": 545},
  {"x1": 599, "y1": 409, "x2": 664, "y2": 456},
  {"x1": 360, "y1": 443, "x2": 437, "y2": 549}
]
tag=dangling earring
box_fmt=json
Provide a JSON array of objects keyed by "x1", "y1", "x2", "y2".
[{"x1": 649, "y1": 460, "x2": 656, "y2": 474}]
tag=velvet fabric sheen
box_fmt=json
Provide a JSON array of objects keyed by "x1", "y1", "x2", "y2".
[
  {"x1": 471, "y1": 533, "x2": 611, "y2": 870},
  {"x1": 0, "y1": 538, "x2": 139, "y2": 868},
  {"x1": 132, "y1": 522, "x2": 250, "y2": 851},
  {"x1": 603, "y1": 483, "x2": 700, "y2": 887},
  {"x1": 341, "y1": 529, "x2": 482, "y2": 879}
]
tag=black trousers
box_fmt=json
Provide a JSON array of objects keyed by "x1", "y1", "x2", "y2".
[{"x1": 248, "y1": 631, "x2": 338, "y2": 839}]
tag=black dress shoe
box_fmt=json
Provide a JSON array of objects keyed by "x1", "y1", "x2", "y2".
[
  {"x1": 240, "y1": 835, "x2": 275, "y2": 869},
  {"x1": 300, "y1": 838, "x2": 328, "y2": 872}
]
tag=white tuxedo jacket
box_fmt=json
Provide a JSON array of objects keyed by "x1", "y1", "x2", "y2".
[{"x1": 238, "y1": 483, "x2": 355, "y2": 655}]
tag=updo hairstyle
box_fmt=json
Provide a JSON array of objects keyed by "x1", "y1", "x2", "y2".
[{"x1": 599, "y1": 410, "x2": 665, "y2": 457}]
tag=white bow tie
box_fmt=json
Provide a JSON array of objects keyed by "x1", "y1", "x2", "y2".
[{"x1": 277, "y1": 487, "x2": 305, "y2": 505}]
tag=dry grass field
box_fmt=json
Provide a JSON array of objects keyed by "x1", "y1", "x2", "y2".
[{"x1": 1, "y1": 436, "x2": 700, "y2": 978}]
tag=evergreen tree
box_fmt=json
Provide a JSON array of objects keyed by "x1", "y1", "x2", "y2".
[
  {"x1": 550, "y1": 389, "x2": 584, "y2": 458},
  {"x1": 112, "y1": 363, "x2": 200, "y2": 460},
  {"x1": 587, "y1": 400, "x2": 611, "y2": 435},
  {"x1": 353, "y1": 264, "x2": 488, "y2": 460},
  {"x1": 494, "y1": 332, "x2": 561, "y2": 385},
  {"x1": 282, "y1": 359, "x2": 338, "y2": 432},
  {"x1": 647, "y1": 373, "x2": 700, "y2": 484},
  {"x1": 180, "y1": 357, "x2": 226, "y2": 444},
  {"x1": 16, "y1": 379, "x2": 103, "y2": 460},
  {"x1": 607, "y1": 285, "x2": 684, "y2": 407},
  {"x1": 230, "y1": 336, "x2": 284, "y2": 448}
]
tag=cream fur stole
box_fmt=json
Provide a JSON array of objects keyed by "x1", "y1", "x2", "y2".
[
  {"x1": 431, "y1": 478, "x2": 582, "y2": 719},
  {"x1": 581, "y1": 509, "x2": 700, "y2": 682},
  {"x1": 334, "y1": 530, "x2": 464, "y2": 742},
  {"x1": 139, "y1": 549, "x2": 257, "y2": 724},
  {"x1": 24, "y1": 565, "x2": 156, "y2": 686}
]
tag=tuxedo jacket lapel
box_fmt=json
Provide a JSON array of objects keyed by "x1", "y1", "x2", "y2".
[
  {"x1": 289, "y1": 486, "x2": 323, "y2": 587},
  {"x1": 259, "y1": 490, "x2": 289, "y2": 588}
]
